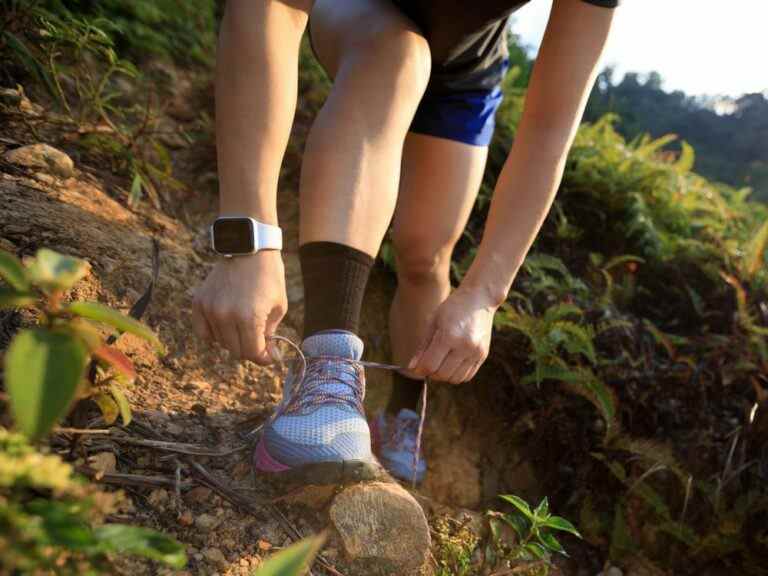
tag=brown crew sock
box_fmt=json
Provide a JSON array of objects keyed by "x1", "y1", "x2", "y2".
[{"x1": 299, "y1": 241, "x2": 374, "y2": 338}]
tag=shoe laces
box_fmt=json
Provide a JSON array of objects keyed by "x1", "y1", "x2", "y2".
[
  {"x1": 387, "y1": 414, "x2": 421, "y2": 452},
  {"x1": 281, "y1": 356, "x2": 365, "y2": 416},
  {"x1": 267, "y1": 334, "x2": 428, "y2": 486}
]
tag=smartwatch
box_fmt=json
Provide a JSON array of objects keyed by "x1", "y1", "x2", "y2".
[{"x1": 210, "y1": 216, "x2": 283, "y2": 257}]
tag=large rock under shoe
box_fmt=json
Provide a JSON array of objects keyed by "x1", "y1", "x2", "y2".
[{"x1": 273, "y1": 478, "x2": 431, "y2": 575}]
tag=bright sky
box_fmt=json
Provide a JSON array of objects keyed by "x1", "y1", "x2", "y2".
[{"x1": 511, "y1": 0, "x2": 768, "y2": 97}]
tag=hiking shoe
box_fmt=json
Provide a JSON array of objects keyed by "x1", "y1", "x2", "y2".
[
  {"x1": 371, "y1": 408, "x2": 427, "y2": 484},
  {"x1": 253, "y1": 330, "x2": 381, "y2": 485}
]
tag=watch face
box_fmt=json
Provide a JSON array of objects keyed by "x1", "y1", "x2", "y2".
[{"x1": 212, "y1": 218, "x2": 255, "y2": 254}]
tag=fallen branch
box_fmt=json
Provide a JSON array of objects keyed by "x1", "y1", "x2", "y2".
[{"x1": 77, "y1": 466, "x2": 194, "y2": 490}]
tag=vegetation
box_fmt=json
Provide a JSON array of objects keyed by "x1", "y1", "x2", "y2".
[
  {"x1": 1, "y1": 1, "x2": 767, "y2": 575},
  {"x1": 586, "y1": 69, "x2": 768, "y2": 202},
  {"x1": 0, "y1": 429, "x2": 186, "y2": 574},
  {"x1": 1, "y1": 249, "x2": 162, "y2": 439}
]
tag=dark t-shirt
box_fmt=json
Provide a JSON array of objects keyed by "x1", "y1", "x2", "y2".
[{"x1": 391, "y1": 0, "x2": 619, "y2": 94}]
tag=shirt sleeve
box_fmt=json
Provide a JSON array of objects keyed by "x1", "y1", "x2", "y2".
[{"x1": 581, "y1": 0, "x2": 620, "y2": 7}]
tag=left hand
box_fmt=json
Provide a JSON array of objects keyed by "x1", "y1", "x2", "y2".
[{"x1": 408, "y1": 286, "x2": 498, "y2": 384}]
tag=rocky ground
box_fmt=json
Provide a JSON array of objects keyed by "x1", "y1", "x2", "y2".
[{"x1": 0, "y1": 82, "x2": 521, "y2": 576}]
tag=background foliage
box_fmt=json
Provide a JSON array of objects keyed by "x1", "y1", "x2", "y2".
[{"x1": 1, "y1": 1, "x2": 767, "y2": 574}]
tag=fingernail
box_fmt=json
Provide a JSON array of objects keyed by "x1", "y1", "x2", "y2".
[{"x1": 408, "y1": 357, "x2": 417, "y2": 370}]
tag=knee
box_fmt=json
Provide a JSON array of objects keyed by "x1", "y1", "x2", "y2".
[
  {"x1": 350, "y1": 20, "x2": 431, "y2": 101},
  {"x1": 393, "y1": 235, "x2": 453, "y2": 287}
]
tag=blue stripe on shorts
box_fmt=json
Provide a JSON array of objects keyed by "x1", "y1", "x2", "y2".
[{"x1": 409, "y1": 85, "x2": 505, "y2": 147}]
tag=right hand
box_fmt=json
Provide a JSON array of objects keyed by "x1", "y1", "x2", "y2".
[{"x1": 192, "y1": 251, "x2": 287, "y2": 364}]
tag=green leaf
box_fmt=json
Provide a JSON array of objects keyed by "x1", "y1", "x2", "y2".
[
  {"x1": 534, "y1": 497, "x2": 550, "y2": 519},
  {"x1": 26, "y1": 249, "x2": 90, "y2": 293},
  {"x1": 675, "y1": 140, "x2": 695, "y2": 173},
  {"x1": 66, "y1": 301, "x2": 163, "y2": 352},
  {"x1": 6, "y1": 329, "x2": 88, "y2": 439},
  {"x1": 0, "y1": 287, "x2": 36, "y2": 309},
  {"x1": 129, "y1": 171, "x2": 144, "y2": 207},
  {"x1": 543, "y1": 516, "x2": 582, "y2": 538},
  {"x1": 745, "y1": 218, "x2": 768, "y2": 280},
  {"x1": 499, "y1": 494, "x2": 533, "y2": 519},
  {"x1": 500, "y1": 512, "x2": 530, "y2": 541},
  {"x1": 92, "y1": 392, "x2": 119, "y2": 425},
  {"x1": 538, "y1": 531, "x2": 566, "y2": 556},
  {"x1": 94, "y1": 524, "x2": 187, "y2": 568},
  {"x1": 253, "y1": 534, "x2": 325, "y2": 576},
  {"x1": 0, "y1": 250, "x2": 30, "y2": 291},
  {"x1": 2, "y1": 31, "x2": 59, "y2": 100},
  {"x1": 523, "y1": 542, "x2": 547, "y2": 560},
  {"x1": 109, "y1": 382, "x2": 132, "y2": 426}
]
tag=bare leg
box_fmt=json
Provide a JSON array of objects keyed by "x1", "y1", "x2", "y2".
[
  {"x1": 390, "y1": 134, "x2": 488, "y2": 377},
  {"x1": 299, "y1": 0, "x2": 431, "y2": 257}
]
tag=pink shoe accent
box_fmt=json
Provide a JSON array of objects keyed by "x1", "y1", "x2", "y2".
[{"x1": 253, "y1": 438, "x2": 291, "y2": 473}]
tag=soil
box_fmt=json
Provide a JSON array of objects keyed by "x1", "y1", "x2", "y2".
[{"x1": 0, "y1": 77, "x2": 511, "y2": 575}]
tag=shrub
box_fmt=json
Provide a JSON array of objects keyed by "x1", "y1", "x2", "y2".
[{"x1": 0, "y1": 428, "x2": 186, "y2": 574}]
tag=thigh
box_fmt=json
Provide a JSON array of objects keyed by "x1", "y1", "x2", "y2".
[
  {"x1": 309, "y1": 0, "x2": 424, "y2": 79},
  {"x1": 392, "y1": 133, "x2": 488, "y2": 256}
]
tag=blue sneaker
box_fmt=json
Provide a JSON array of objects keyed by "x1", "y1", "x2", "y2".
[
  {"x1": 371, "y1": 408, "x2": 427, "y2": 484},
  {"x1": 253, "y1": 330, "x2": 383, "y2": 486}
]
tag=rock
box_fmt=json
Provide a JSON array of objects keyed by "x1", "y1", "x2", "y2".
[
  {"x1": 186, "y1": 486, "x2": 213, "y2": 504},
  {"x1": 88, "y1": 451, "x2": 116, "y2": 474},
  {"x1": 178, "y1": 511, "x2": 194, "y2": 526},
  {"x1": 148, "y1": 489, "x2": 169, "y2": 508},
  {"x1": 165, "y1": 422, "x2": 184, "y2": 435},
  {"x1": 328, "y1": 482, "x2": 430, "y2": 576},
  {"x1": 4, "y1": 143, "x2": 74, "y2": 178},
  {"x1": 195, "y1": 512, "x2": 219, "y2": 532},
  {"x1": 203, "y1": 547, "x2": 227, "y2": 567}
]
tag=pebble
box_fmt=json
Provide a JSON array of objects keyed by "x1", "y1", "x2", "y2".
[
  {"x1": 88, "y1": 452, "x2": 117, "y2": 474},
  {"x1": 185, "y1": 486, "x2": 213, "y2": 504},
  {"x1": 195, "y1": 512, "x2": 219, "y2": 532},
  {"x1": 203, "y1": 547, "x2": 227, "y2": 567},
  {"x1": 178, "y1": 511, "x2": 194, "y2": 526},
  {"x1": 4, "y1": 143, "x2": 74, "y2": 178},
  {"x1": 166, "y1": 422, "x2": 184, "y2": 435},
  {"x1": 148, "y1": 489, "x2": 169, "y2": 508},
  {"x1": 257, "y1": 539, "x2": 272, "y2": 551}
]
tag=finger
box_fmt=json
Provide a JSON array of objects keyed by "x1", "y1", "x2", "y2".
[
  {"x1": 257, "y1": 303, "x2": 287, "y2": 364},
  {"x1": 237, "y1": 319, "x2": 268, "y2": 364},
  {"x1": 433, "y1": 349, "x2": 464, "y2": 383},
  {"x1": 213, "y1": 311, "x2": 241, "y2": 359},
  {"x1": 408, "y1": 316, "x2": 437, "y2": 372},
  {"x1": 450, "y1": 358, "x2": 477, "y2": 384},
  {"x1": 412, "y1": 329, "x2": 451, "y2": 378},
  {"x1": 191, "y1": 299, "x2": 213, "y2": 341},
  {"x1": 199, "y1": 300, "x2": 224, "y2": 345},
  {"x1": 466, "y1": 359, "x2": 484, "y2": 381}
]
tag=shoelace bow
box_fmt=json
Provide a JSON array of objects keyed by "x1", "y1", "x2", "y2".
[{"x1": 267, "y1": 335, "x2": 428, "y2": 487}]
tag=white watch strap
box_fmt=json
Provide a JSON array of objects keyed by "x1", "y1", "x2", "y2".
[{"x1": 252, "y1": 219, "x2": 283, "y2": 251}]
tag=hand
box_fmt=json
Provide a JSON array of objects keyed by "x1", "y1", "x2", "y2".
[
  {"x1": 408, "y1": 286, "x2": 497, "y2": 384},
  {"x1": 192, "y1": 251, "x2": 287, "y2": 364}
]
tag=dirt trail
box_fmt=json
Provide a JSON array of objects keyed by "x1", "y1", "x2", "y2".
[{"x1": 0, "y1": 77, "x2": 501, "y2": 574}]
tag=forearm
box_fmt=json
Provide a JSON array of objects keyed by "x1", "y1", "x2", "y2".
[
  {"x1": 461, "y1": 0, "x2": 613, "y2": 305},
  {"x1": 461, "y1": 127, "x2": 571, "y2": 305},
  {"x1": 215, "y1": 0, "x2": 310, "y2": 224}
]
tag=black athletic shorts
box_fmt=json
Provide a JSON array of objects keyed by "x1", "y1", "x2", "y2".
[{"x1": 312, "y1": 0, "x2": 619, "y2": 146}]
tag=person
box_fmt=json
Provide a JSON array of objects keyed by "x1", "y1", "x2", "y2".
[{"x1": 192, "y1": 0, "x2": 617, "y2": 485}]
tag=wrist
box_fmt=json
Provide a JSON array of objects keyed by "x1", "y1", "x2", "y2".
[
  {"x1": 460, "y1": 261, "x2": 516, "y2": 309},
  {"x1": 458, "y1": 280, "x2": 507, "y2": 309}
]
